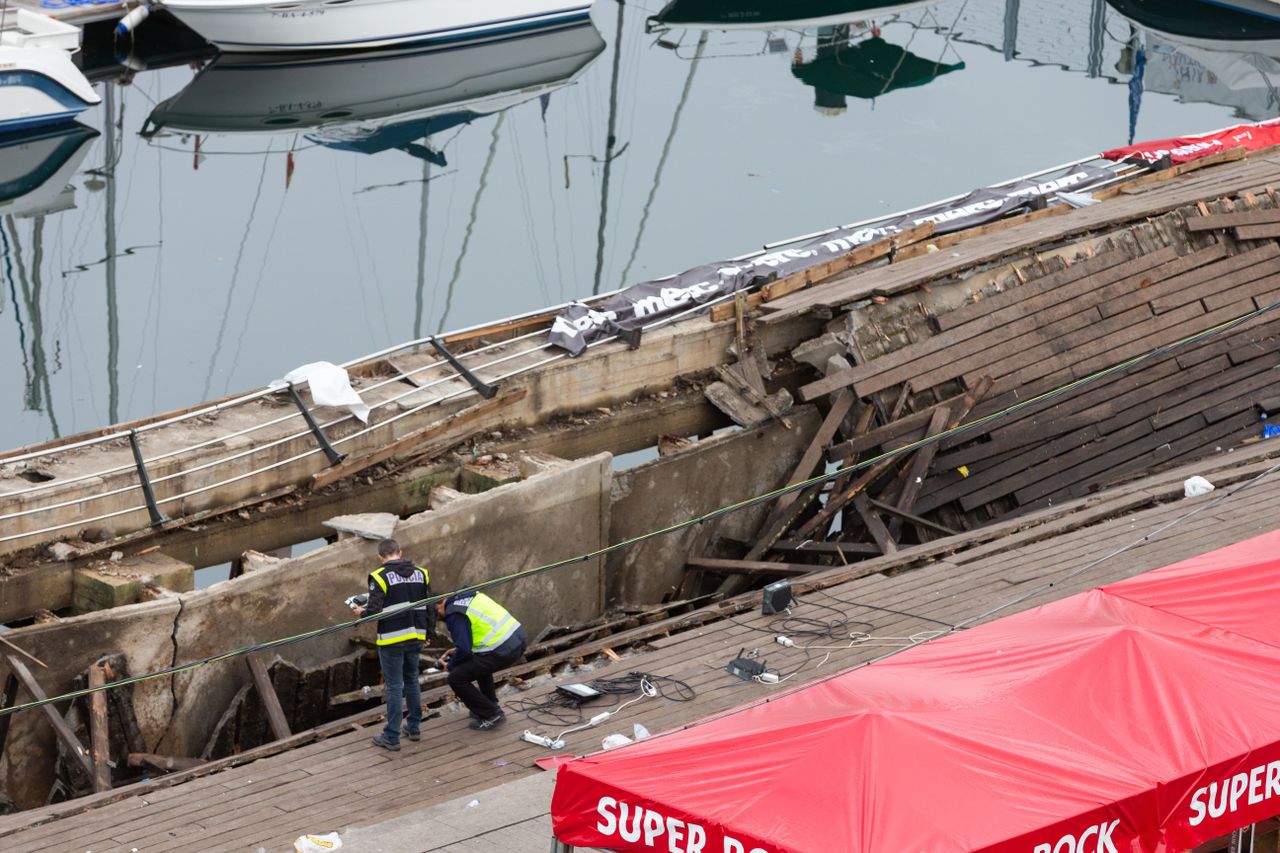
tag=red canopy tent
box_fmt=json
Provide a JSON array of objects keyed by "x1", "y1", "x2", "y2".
[{"x1": 551, "y1": 529, "x2": 1280, "y2": 853}]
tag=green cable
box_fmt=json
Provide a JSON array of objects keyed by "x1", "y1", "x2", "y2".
[{"x1": 1, "y1": 299, "x2": 1275, "y2": 719}]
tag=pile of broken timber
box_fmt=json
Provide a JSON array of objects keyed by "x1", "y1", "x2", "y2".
[
  {"x1": 795, "y1": 196, "x2": 1280, "y2": 534},
  {"x1": 688, "y1": 191, "x2": 1280, "y2": 583}
]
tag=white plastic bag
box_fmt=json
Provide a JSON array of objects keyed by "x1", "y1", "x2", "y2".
[
  {"x1": 294, "y1": 832, "x2": 343, "y2": 852},
  {"x1": 270, "y1": 361, "x2": 370, "y2": 423},
  {"x1": 601, "y1": 734, "x2": 633, "y2": 751},
  {"x1": 1184, "y1": 476, "x2": 1215, "y2": 498}
]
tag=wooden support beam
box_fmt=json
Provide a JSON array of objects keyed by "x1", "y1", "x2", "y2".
[
  {"x1": 867, "y1": 498, "x2": 958, "y2": 537},
  {"x1": 887, "y1": 405, "x2": 953, "y2": 539},
  {"x1": 767, "y1": 540, "x2": 880, "y2": 558},
  {"x1": 774, "y1": 390, "x2": 856, "y2": 514},
  {"x1": 853, "y1": 493, "x2": 897, "y2": 555},
  {"x1": 1235, "y1": 223, "x2": 1280, "y2": 241},
  {"x1": 685, "y1": 558, "x2": 818, "y2": 577},
  {"x1": 309, "y1": 387, "x2": 526, "y2": 491},
  {"x1": 127, "y1": 752, "x2": 207, "y2": 773},
  {"x1": 0, "y1": 634, "x2": 47, "y2": 669},
  {"x1": 790, "y1": 454, "x2": 898, "y2": 542},
  {"x1": 4, "y1": 654, "x2": 93, "y2": 781},
  {"x1": 87, "y1": 664, "x2": 111, "y2": 794},
  {"x1": 246, "y1": 655, "x2": 292, "y2": 742}
]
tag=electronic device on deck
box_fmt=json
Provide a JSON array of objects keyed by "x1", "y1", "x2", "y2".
[
  {"x1": 726, "y1": 648, "x2": 767, "y2": 681},
  {"x1": 557, "y1": 683, "x2": 604, "y2": 703},
  {"x1": 762, "y1": 579, "x2": 792, "y2": 615}
]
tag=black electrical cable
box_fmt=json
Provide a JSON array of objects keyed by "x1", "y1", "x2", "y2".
[{"x1": 508, "y1": 671, "x2": 695, "y2": 727}]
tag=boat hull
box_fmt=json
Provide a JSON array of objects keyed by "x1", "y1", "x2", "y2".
[
  {"x1": 160, "y1": 0, "x2": 594, "y2": 52},
  {"x1": 0, "y1": 47, "x2": 99, "y2": 134}
]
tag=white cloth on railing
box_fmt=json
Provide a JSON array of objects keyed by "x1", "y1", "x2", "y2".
[{"x1": 269, "y1": 361, "x2": 370, "y2": 423}]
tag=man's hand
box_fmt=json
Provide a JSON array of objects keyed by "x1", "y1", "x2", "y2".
[
  {"x1": 438, "y1": 648, "x2": 455, "y2": 667},
  {"x1": 350, "y1": 605, "x2": 364, "y2": 617}
]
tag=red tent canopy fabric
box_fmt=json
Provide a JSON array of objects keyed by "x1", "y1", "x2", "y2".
[
  {"x1": 1101, "y1": 121, "x2": 1280, "y2": 164},
  {"x1": 551, "y1": 529, "x2": 1280, "y2": 853}
]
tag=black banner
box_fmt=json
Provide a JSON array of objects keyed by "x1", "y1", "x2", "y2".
[{"x1": 547, "y1": 164, "x2": 1117, "y2": 355}]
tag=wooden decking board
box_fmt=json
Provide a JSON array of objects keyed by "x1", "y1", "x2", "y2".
[
  {"x1": 1013, "y1": 415, "x2": 1208, "y2": 506},
  {"x1": 1185, "y1": 209, "x2": 1280, "y2": 231},
  {"x1": 1235, "y1": 224, "x2": 1280, "y2": 241},
  {"x1": 837, "y1": 242, "x2": 1188, "y2": 401},
  {"x1": 1151, "y1": 256, "x2": 1280, "y2": 316},
  {"x1": 1149, "y1": 354, "x2": 1279, "y2": 429},
  {"x1": 1109, "y1": 244, "x2": 1280, "y2": 318}
]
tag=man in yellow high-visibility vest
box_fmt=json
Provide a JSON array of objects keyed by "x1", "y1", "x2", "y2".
[{"x1": 436, "y1": 590, "x2": 527, "y2": 730}]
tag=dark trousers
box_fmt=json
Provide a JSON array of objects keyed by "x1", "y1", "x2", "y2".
[
  {"x1": 447, "y1": 642, "x2": 524, "y2": 720},
  {"x1": 378, "y1": 640, "x2": 423, "y2": 745}
]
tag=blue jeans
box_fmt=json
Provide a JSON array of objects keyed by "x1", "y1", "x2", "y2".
[{"x1": 378, "y1": 640, "x2": 423, "y2": 745}]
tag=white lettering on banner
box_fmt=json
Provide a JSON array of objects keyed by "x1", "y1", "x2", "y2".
[
  {"x1": 631, "y1": 281, "x2": 722, "y2": 319},
  {"x1": 1031, "y1": 820, "x2": 1118, "y2": 853},
  {"x1": 1188, "y1": 760, "x2": 1280, "y2": 827},
  {"x1": 593, "y1": 797, "x2": 751, "y2": 853}
]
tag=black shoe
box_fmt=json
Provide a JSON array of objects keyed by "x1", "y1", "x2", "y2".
[
  {"x1": 469, "y1": 713, "x2": 506, "y2": 731},
  {"x1": 402, "y1": 725, "x2": 421, "y2": 742},
  {"x1": 371, "y1": 734, "x2": 401, "y2": 751}
]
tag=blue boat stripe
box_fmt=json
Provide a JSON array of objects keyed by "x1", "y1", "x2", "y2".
[
  {"x1": 0, "y1": 69, "x2": 96, "y2": 109},
  {"x1": 210, "y1": 5, "x2": 591, "y2": 48}
]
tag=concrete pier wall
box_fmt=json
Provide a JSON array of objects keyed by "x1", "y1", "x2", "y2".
[
  {"x1": 0, "y1": 452, "x2": 611, "y2": 807},
  {"x1": 605, "y1": 407, "x2": 821, "y2": 607}
]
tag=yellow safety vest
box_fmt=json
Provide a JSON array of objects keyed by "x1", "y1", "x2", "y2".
[{"x1": 464, "y1": 593, "x2": 520, "y2": 653}]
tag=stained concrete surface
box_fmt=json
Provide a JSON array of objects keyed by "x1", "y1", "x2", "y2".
[{"x1": 339, "y1": 771, "x2": 560, "y2": 853}]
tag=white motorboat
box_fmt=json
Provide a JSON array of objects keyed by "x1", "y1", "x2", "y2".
[
  {"x1": 0, "y1": 123, "x2": 97, "y2": 218},
  {"x1": 0, "y1": 10, "x2": 100, "y2": 134},
  {"x1": 151, "y1": 0, "x2": 593, "y2": 52},
  {"x1": 143, "y1": 21, "x2": 604, "y2": 156}
]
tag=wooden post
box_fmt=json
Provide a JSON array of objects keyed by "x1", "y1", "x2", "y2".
[
  {"x1": 247, "y1": 655, "x2": 292, "y2": 741},
  {"x1": 87, "y1": 664, "x2": 111, "y2": 793},
  {"x1": 4, "y1": 655, "x2": 93, "y2": 781}
]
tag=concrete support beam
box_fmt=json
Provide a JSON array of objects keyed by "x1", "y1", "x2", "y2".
[{"x1": 72, "y1": 552, "x2": 194, "y2": 613}]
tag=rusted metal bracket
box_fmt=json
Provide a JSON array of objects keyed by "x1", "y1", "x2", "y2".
[
  {"x1": 128, "y1": 430, "x2": 169, "y2": 527},
  {"x1": 286, "y1": 383, "x2": 346, "y2": 466}
]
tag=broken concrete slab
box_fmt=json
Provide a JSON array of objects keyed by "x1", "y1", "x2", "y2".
[
  {"x1": 704, "y1": 382, "x2": 793, "y2": 428},
  {"x1": 429, "y1": 486, "x2": 468, "y2": 510},
  {"x1": 460, "y1": 457, "x2": 522, "y2": 494},
  {"x1": 825, "y1": 354, "x2": 853, "y2": 376},
  {"x1": 46, "y1": 542, "x2": 79, "y2": 562},
  {"x1": 239, "y1": 550, "x2": 288, "y2": 574},
  {"x1": 792, "y1": 332, "x2": 846, "y2": 373},
  {"x1": 322, "y1": 513, "x2": 399, "y2": 542},
  {"x1": 72, "y1": 552, "x2": 194, "y2": 613}
]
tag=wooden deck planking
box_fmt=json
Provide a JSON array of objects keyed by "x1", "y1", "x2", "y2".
[{"x1": 5, "y1": 446, "x2": 1280, "y2": 851}]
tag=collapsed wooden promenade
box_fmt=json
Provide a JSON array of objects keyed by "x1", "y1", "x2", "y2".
[{"x1": 3, "y1": 144, "x2": 1280, "y2": 849}]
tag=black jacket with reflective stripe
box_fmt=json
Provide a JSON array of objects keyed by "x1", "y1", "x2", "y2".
[{"x1": 366, "y1": 559, "x2": 432, "y2": 645}]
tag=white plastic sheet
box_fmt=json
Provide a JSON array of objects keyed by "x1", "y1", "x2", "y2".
[{"x1": 270, "y1": 361, "x2": 370, "y2": 423}]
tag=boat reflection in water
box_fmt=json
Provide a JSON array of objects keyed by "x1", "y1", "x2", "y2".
[
  {"x1": 648, "y1": 0, "x2": 941, "y2": 31},
  {"x1": 0, "y1": 123, "x2": 98, "y2": 218},
  {"x1": 1108, "y1": 0, "x2": 1280, "y2": 123},
  {"x1": 143, "y1": 22, "x2": 606, "y2": 161},
  {"x1": 648, "y1": 1, "x2": 961, "y2": 115}
]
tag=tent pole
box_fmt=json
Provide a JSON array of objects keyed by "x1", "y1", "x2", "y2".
[{"x1": 550, "y1": 838, "x2": 574, "y2": 853}]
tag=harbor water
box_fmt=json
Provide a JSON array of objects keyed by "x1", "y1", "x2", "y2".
[{"x1": 0, "y1": 0, "x2": 1269, "y2": 448}]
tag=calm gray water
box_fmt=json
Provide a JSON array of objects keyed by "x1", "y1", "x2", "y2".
[{"x1": 0, "y1": 0, "x2": 1269, "y2": 448}]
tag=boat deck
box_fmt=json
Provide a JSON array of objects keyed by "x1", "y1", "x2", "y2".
[{"x1": 3, "y1": 442, "x2": 1279, "y2": 852}]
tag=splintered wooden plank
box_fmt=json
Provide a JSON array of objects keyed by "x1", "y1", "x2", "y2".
[
  {"x1": 853, "y1": 492, "x2": 897, "y2": 555},
  {"x1": 88, "y1": 664, "x2": 111, "y2": 794},
  {"x1": 774, "y1": 390, "x2": 856, "y2": 513}
]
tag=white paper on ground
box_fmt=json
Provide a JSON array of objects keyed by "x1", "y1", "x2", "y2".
[{"x1": 270, "y1": 361, "x2": 370, "y2": 423}]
